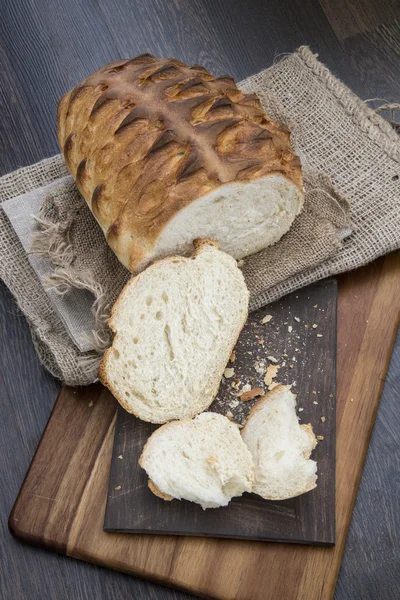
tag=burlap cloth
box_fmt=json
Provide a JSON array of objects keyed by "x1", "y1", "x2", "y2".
[{"x1": 0, "y1": 47, "x2": 399, "y2": 385}]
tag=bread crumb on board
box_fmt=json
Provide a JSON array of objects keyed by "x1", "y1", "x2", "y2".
[
  {"x1": 114, "y1": 485, "x2": 122, "y2": 491},
  {"x1": 224, "y1": 368, "x2": 235, "y2": 379},
  {"x1": 268, "y1": 382, "x2": 280, "y2": 391},
  {"x1": 321, "y1": 416, "x2": 326, "y2": 422},
  {"x1": 288, "y1": 325, "x2": 293, "y2": 333},
  {"x1": 261, "y1": 314, "x2": 272, "y2": 324},
  {"x1": 317, "y1": 435, "x2": 324, "y2": 441},
  {"x1": 267, "y1": 355, "x2": 278, "y2": 363},
  {"x1": 229, "y1": 351, "x2": 236, "y2": 363},
  {"x1": 240, "y1": 387, "x2": 264, "y2": 402},
  {"x1": 264, "y1": 364, "x2": 280, "y2": 386},
  {"x1": 225, "y1": 410, "x2": 234, "y2": 420}
]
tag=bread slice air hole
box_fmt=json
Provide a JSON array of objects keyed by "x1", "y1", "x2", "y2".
[
  {"x1": 162, "y1": 291, "x2": 169, "y2": 303},
  {"x1": 156, "y1": 311, "x2": 163, "y2": 320},
  {"x1": 146, "y1": 296, "x2": 153, "y2": 306},
  {"x1": 133, "y1": 337, "x2": 139, "y2": 344},
  {"x1": 113, "y1": 349, "x2": 120, "y2": 359}
]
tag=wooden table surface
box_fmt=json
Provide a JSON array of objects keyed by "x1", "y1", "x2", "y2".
[{"x1": 1, "y1": 0, "x2": 399, "y2": 598}]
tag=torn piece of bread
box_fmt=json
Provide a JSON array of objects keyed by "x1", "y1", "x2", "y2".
[
  {"x1": 139, "y1": 412, "x2": 254, "y2": 509},
  {"x1": 241, "y1": 385, "x2": 317, "y2": 500},
  {"x1": 100, "y1": 239, "x2": 249, "y2": 423}
]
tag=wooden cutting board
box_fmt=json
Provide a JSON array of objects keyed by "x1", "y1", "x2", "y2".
[
  {"x1": 105, "y1": 280, "x2": 336, "y2": 544},
  {"x1": 9, "y1": 252, "x2": 400, "y2": 600}
]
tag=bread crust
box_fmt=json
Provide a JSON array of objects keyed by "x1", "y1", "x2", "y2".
[{"x1": 58, "y1": 54, "x2": 303, "y2": 272}]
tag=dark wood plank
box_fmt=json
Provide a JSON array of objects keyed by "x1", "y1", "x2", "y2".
[
  {"x1": 105, "y1": 281, "x2": 336, "y2": 545},
  {"x1": 319, "y1": 0, "x2": 400, "y2": 40}
]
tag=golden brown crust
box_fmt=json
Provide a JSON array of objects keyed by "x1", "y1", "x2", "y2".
[
  {"x1": 58, "y1": 54, "x2": 303, "y2": 272},
  {"x1": 148, "y1": 479, "x2": 173, "y2": 501}
]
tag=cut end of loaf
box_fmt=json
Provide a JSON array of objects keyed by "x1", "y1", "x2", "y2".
[
  {"x1": 99, "y1": 239, "x2": 249, "y2": 423},
  {"x1": 241, "y1": 385, "x2": 317, "y2": 501}
]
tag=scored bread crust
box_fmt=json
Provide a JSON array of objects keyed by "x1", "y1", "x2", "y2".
[
  {"x1": 241, "y1": 385, "x2": 318, "y2": 500},
  {"x1": 99, "y1": 238, "x2": 249, "y2": 422},
  {"x1": 57, "y1": 54, "x2": 303, "y2": 272}
]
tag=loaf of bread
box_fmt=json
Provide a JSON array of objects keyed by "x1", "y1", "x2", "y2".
[
  {"x1": 99, "y1": 239, "x2": 249, "y2": 423},
  {"x1": 139, "y1": 412, "x2": 254, "y2": 509},
  {"x1": 58, "y1": 54, "x2": 304, "y2": 273},
  {"x1": 241, "y1": 385, "x2": 317, "y2": 500}
]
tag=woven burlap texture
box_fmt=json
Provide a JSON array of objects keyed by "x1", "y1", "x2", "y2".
[{"x1": 0, "y1": 46, "x2": 399, "y2": 385}]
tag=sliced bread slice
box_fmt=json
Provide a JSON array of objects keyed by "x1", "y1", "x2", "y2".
[
  {"x1": 139, "y1": 412, "x2": 254, "y2": 509},
  {"x1": 99, "y1": 239, "x2": 249, "y2": 423},
  {"x1": 241, "y1": 385, "x2": 317, "y2": 500}
]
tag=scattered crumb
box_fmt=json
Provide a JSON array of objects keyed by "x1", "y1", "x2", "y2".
[
  {"x1": 258, "y1": 338, "x2": 265, "y2": 345},
  {"x1": 229, "y1": 399, "x2": 240, "y2": 409},
  {"x1": 231, "y1": 378, "x2": 241, "y2": 390},
  {"x1": 264, "y1": 364, "x2": 280, "y2": 386},
  {"x1": 247, "y1": 351, "x2": 252, "y2": 355},
  {"x1": 304, "y1": 324, "x2": 309, "y2": 329},
  {"x1": 118, "y1": 455, "x2": 123, "y2": 460},
  {"x1": 88, "y1": 401, "x2": 94, "y2": 408},
  {"x1": 114, "y1": 485, "x2": 121, "y2": 491},
  {"x1": 267, "y1": 355, "x2": 278, "y2": 363},
  {"x1": 316, "y1": 334, "x2": 323, "y2": 338},
  {"x1": 289, "y1": 364, "x2": 294, "y2": 369},
  {"x1": 281, "y1": 361, "x2": 286, "y2": 367},
  {"x1": 282, "y1": 353, "x2": 288, "y2": 357},
  {"x1": 312, "y1": 324, "x2": 318, "y2": 329},
  {"x1": 237, "y1": 259, "x2": 245, "y2": 268},
  {"x1": 316, "y1": 435, "x2": 324, "y2": 441},
  {"x1": 321, "y1": 416, "x2": 326, "y2": 423},
  {"x1": 240, "y1": 387, "x2": 264, "y2": 402},
  {"x1": 298, "y1": 408, "x2": 304, "y2": 412},
  {"x1": 268, "y1": 382, "x2": 280, "y2": 391},
  {"x1": 313, "y1": 401, "x2": 318, "y2": 405},
  {"x1": 284, "y1": 321, "x2": 288, "y2": 325},
  {"x1": 253, "y1": 360, "x2": 267, "y2": 375},
  {"x1": 314, "y1": 304, "x2": 318, "y2": 308},
  {"x1": 292, "y1": 380, "x2": 297, "y2": 387},
  {"x1": 288, "y1": 325, "x2": 293, "y2": 333},
  {"x1": 294, "y1": 317, "x2": 300, "y2": 322},
  {"x1": 229, "y1": 351, "x2": 236, "y2": 363},
  {"x1": 329, "y1": 393, "x2": 334, "y2": 398},
  {"x1": 261, "y1": 314, "x2": 272, "y2": 324},
  {"x1": 224, "y1": 368, "x2": 235, "y2": 379},
  {"x1": 239, "y1": 383, "x2": 252, "y2": 395},
  {"x1": 312, "y1": 390, "x2": 317, "y2": 395},
  {"x1": 225, "y1": 411, "x2": 234, "y2": 419}
]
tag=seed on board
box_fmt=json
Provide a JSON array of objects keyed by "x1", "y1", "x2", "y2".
[
  {"x1": 312, "y1": 390, "x2": 317, "y2": 395},
  {"x1": 288, "y1": 325, "x2": 293, "y2": 333},
  {"x1": 267, "y1": 356, "x2": 278, "y2": 363},
  {"x1": 313, "y1": 401, "x2": 318, "y2": 405},
  {"x1": 294, "y1": 317, "x2": 300, "y2": 322},
  {"x1": 118, "y1": 455, "x2": 123, "y2": 460},
  {"x1": 312, "y1": 324, "x2": 318, "y2": 329},
  {"x1": 114, "y1": 485, "x2": 122, "y2": 491},
  {"x1": 298, "y1": 408, "x2": 304, "y2": 412},
  {"x1": 317, "y1": 334, "x2": 323, "y2": 337}
]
